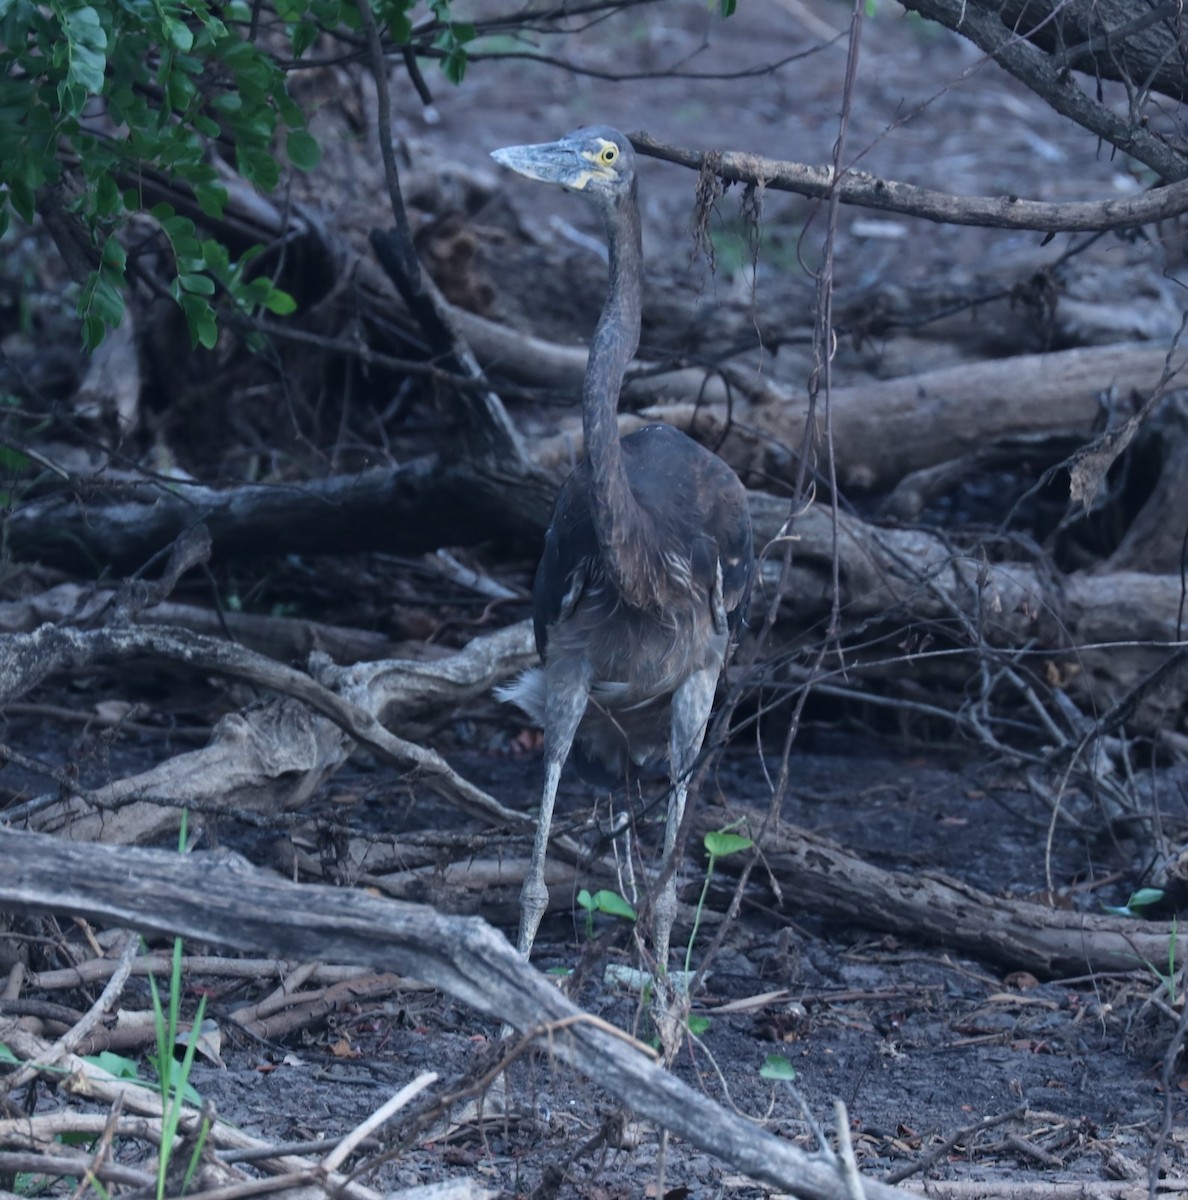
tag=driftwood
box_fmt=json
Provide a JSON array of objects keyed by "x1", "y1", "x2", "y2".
[
  {"x1": 0, "y1": 621, "x2": 537, "y2": 844},
  {"x1": 0, "y1": 581, "x2": 398, "y2": 664},
  {"x1": 2, "y1": 461, "x2": 556, "y2": 575},
  {"x1": 1, "y1": 493, "x2": 1185, "y2": 851},
  {"x1": 638, "y1": 341, "x2": 1183, "y2": 494},
  {"x1": 897, "y1": 0, "x2": 1188, "y2": 184},
  {"x1": 11, "y1": 337, "x2": 1181, "y2": 572},
  {"x1": 749, "y1": 495, "x2": 1188, "y2": 726},
  {"x1": 0, "y1": 829, "x2": 912, "y2": 1200},
  {"x1": 691, "y1": 809, "x2": 1186, "y2": 978},
  {"x1": 8, "y1": 451, "x2": 1187, "y2": 709},
  {"x1": 273, "y1": 808, "x2": 1187, "y2": 979}
]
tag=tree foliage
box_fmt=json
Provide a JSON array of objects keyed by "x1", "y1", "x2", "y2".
[{"x1": 0, "y1": 0, "x2": 473, "y2": 349}]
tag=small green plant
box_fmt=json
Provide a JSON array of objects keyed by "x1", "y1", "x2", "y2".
[
  {"x1": 683, "y1": 823, "x2": 754, "y2": 976},
  {"x1": 576, "y1": 888, "x2": 637, "y2": 938},
  {"x1": 1103, "y1": 887, "x2": 1165, "y2": 918},
  {"x1": 759, "y1": 1053, "x2": 797, "y2": 1082},
  {"x1": 145, "y1": 814, "x2": 210, "y2": 1199},
  {"x1": 1105, "y1": 889, "x2": 1180, "y2": 1003}
]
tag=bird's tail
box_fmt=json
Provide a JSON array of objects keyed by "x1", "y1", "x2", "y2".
[{"x1": 494, "y1": 667, "x2": 547, "y2": 725}]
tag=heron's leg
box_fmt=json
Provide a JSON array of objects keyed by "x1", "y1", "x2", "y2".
[
  {"x1": 518, "y1": 671, "x2": 589, "y2": 958},
  {"x1": 654, "y1": 665, "x2": 718, "y2": 972}
]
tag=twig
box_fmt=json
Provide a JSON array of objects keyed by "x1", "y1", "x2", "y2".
[
  {"x1": 896, "y1": 0, "x2": 1188, "y2": 181},
  {"x1": 231, "y1": 960, "x2": 323, "y2": 1025},
  {"x1": 0, "y1": 1023, "x2": 382, "y2": 1199},
  {"x1": 883, "y1": 1105, "x2": 1027, "y2": 1184},
  {"x1": 71, "y1": 1092, "x2": 124, "y2": 1200},
  {"x1": 28, "y1": 954, "x2": 376, "y2": 991},
  {"x1": 0, "y1": 932, "x2": 138, "y2": 1096},
  {"x1": 1006, "y1": 1133, "x2": 1063, "y2": 1168},
  {"x1": 833, "y1": 1099, "x2": 864, "y2": 1200},
  {"x1": 320, "y1": 1071, "x2": 438, "y2": 1173},
  {"x1": 0, "y1": 1150, "x2": 153, "y2": 1189},
  {"x1": 354, "y1": 0, "x2": 527, "y2": 467},
  {"x1": 0, "y1": 832, "x2": 914, "y2": 1200}
]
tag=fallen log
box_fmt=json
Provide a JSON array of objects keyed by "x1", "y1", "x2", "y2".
[
  {"x1": 692, "y1": 808, "x2": 1185, "y2": 978},
  {"x1": 751, "y1": 495, "x2": 1188, "y2": 727},
  {"x1": 4, "y1": 494, "x2": 1186, "y2": 850},
  {"x1": 0, "y1": 829, "x2": 912, "y2": 1200},
  {"x1": 3, "y1": 459, "x2": 557, "y2": 574},
  {"x1": 0, "y1": 581, "x2": 398, "y2": 663},
  {"x1": 636, "y1": 340, "x2": 1183, "y2": 493}
]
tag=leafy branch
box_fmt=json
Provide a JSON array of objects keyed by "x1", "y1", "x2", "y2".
[{"x1": 0, "y1": 0, "x2": 473, "y2": 349}]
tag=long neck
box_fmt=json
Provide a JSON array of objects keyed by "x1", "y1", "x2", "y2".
[{"x1": 583, "y1": 182, "x2": 651, "y2": 607}]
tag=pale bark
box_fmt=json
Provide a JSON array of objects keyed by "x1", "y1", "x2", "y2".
[{"x1": 0, "y1": 829, "x2": 912, "y2": 1200}]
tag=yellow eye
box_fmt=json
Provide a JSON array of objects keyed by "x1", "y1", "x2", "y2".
[{"x1": 599, "y1": 145, "x2": 618, "y2": 165}]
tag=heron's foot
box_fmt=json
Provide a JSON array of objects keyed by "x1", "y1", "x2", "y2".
[{"x1": 517, "y1": 872, "x2": 549, "y2": 959}]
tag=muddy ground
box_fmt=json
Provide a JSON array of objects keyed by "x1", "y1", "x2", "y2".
[{"x1": 3, "y1": 0, "x2": 1188, "y2": 1195}]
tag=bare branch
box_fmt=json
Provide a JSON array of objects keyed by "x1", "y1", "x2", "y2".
[{"x1": 632, "y1": 131, "x2": 1188, "y2": 232}]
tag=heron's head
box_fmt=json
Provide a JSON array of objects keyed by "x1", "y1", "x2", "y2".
[{"x1": 490, "y1": 126, "x2": 635, "y2": 206}]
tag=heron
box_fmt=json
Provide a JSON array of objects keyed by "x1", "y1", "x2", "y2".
[{"x1": 492, "y1": 127, "x2": 754, "y2": 969}]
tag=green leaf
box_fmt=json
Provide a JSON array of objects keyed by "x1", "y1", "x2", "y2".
[
  {"x1": 58, "y1": 1131, "x2": 98, "y2": 1147},
  {"x1": 101, "y1": 236, "x2": 126, "y2": 271},
  {"x1": 95, "y1": 173, "x2": 121, "y2": 216},
  {"x1": 159, "y1": 1053, "x2": 203, "y2": 1106},
  {"x1": 238, "y1": 144, "x2": 280, "y2": 190},
  {"x1": 686, "y1": 1014, "x2": 711, "y2": 1036},
  {"x1": 79, "y1": 269, "x2": 126, "y2": 349},
  {"x1": 193, "y1": 181, "x2": 228, "y2": 216},
  {"x1": 200, "y1": 238, "x2": 231, "y2": 274},
  {"x1": 1104, "y1": 887, "x2": 1166, "y2": 917},
  {"x1": 290, "y1": 19, "x2": 319, "y2": 58},
  {"x1": 285, "y1": 128, "x2": 320, "y2": 170},
  {"x1": 0, "y1": 445, "x2": 31, "y2": 471},
  {"x1": 0, "y1": 1043, "x2": 19, "y2": 1065},
  {"x1": 580, "y1": 889, "x2": 637, "y2": 921},
  {"x1": 261, "y1": 287, "x2": 296, "y2": 315},
  {"x1": 85, "y1": 1050, "x2": 140, "y2": 1080},
  {"x1": 391, "y1": 11, "x2": 412, "y2": 40},
  {"x1": 62, "y1": 6, "x2": 109, "y2": 95},
  {"x1": 162, "y1": 15, "x2": 194, "y2": 51},
  {"x1": 439, "y1": 43, "x2": 466, "y2": 84},
  {"x1": 759, "y1": 1054, "x2": 796, "y2": 1081},
  {"x1": 8, "y1": 178, "x2": 35, "y2": 224},
  {"x1": 178, "y1": 272, "x2": 215, "y2": 295},
  {"x1": 704, "y1": 831, "x2": 753, "y2": 859}
]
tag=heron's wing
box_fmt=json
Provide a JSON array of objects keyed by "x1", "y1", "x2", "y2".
[
  {"x1": 677, "y1": 442, "x2": 754, "y2": 637},
  {"x1": 716, "y1": 488, "x2": 755, "y2": 637},
  {"x1": 532, "y1": 465, "x2": 596, "y2": 659}
]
